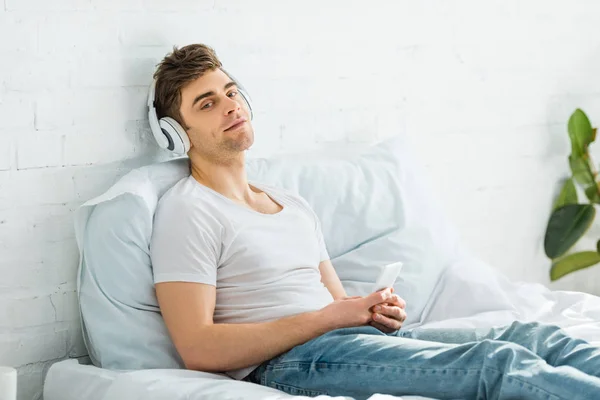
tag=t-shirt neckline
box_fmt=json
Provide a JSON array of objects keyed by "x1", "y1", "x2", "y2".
[{"x1": 188, "y1": 176, "x2": 287, "y2": 217}]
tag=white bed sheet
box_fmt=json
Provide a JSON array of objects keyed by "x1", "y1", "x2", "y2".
[
  {"x1": 44, "y1": 256, "x2": 600, "y2": 400},
  {"x1": 43, "y1": 359, "x2": 433, "y2": 400},
  {"x1": 409, "y1": 257, "x2": 600, "y2": 346}
]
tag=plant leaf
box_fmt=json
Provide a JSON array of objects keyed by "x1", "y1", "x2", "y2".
[
  {"x1": 568, "y1": 108, "x2": 594, "y2": 157},
  {"x1": 585, "y1": 184, "x2": 600, "y2": 203},
  {"x1": 544, "y1": 204, "x2": 596, "y2": 259},
  {"x1": 553, "y1": 178, "x2": 578, "y2": 210},
  {"x1": 550, "y1": 251, "x2": 600, "y2": 281},
  {"x1": 569, "y1": 154, "x2": 595, "y2": 187}
]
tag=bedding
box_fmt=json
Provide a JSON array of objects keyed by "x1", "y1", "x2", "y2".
[{"x1": 65, "y1": 133, "x2": 600, "y2": 399}]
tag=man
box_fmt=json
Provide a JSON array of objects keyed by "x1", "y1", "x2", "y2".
[{"x1": 149, "y1": 44, "x2": 600, "y2": 400}]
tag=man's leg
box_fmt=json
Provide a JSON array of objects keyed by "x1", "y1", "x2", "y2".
[
  {"x1": 397, "y1": 320, "x2": 600, "y2": 378},
  {"x1": 246, "y1": 325, "x2": 600, "y2": 400}
]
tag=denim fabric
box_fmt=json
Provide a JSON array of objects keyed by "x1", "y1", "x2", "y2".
[{"x1": 244, "y1": 321, "x2": 600, "y2": 399}]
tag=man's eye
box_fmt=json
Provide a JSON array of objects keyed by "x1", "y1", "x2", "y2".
[
  {"x1": 201, "y1": 102, "x2": 212, "y2": 110},
  {"x1": 228, "y1": 91, "x2": 238, "y2": 98}
]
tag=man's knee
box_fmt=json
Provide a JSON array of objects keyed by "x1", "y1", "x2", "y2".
[
  {"x1": 504, "y1": 320, "x2": 563, "y2": 339},
  {"x1": 478, "y1": 339, "x2": 545, "y2": 369}
]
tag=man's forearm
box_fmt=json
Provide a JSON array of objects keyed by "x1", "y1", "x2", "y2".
[{"x1": 184, "y1": 308, "x2": 333, "y2": 372}]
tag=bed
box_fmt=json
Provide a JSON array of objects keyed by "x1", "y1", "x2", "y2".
[
  {"x1": 43, "y1": 135, "x2": 600, "y2": 399},
  {"x1": 44, "y1": 258, "x2": 600, "y2": 399}
]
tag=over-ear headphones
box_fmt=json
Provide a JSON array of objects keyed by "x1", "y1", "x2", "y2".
[{"x1": 147, "y1": 68, "x2": 254, "y2": 156}]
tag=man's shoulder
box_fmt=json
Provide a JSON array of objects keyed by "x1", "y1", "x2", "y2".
[{"x1": 155, "y1": 176, "x2": 215, "y2": 216}]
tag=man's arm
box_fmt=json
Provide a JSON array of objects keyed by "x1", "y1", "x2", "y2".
[
  {"x1": 156, "y1": 281, "x2": 336, "y2": 373},
  {"x1": 157, "y1": 280, "x2": 394, "y2": 373},
  {"x1": 318, "y1": 259, "x2": 347, "y2": 300}
]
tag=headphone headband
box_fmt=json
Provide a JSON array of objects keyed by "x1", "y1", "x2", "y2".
[{"x1": 147, "y1": 79, "x2": 156, "y2": 108}]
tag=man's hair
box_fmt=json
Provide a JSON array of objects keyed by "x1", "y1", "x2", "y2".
[{"x1": 153, "y1": 44, "x2": 223, "y2": 129}]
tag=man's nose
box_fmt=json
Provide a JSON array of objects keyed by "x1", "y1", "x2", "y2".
[{"x1": 223, "y1": 95, "x2": 240, "y2": 115}]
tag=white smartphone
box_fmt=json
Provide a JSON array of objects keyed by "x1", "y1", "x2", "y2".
[{"x1": 372, "y1": 261, "x2": 404, "y2": 292}]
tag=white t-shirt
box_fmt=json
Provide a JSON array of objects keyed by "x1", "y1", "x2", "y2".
[{"x1": 149, "y1": 175, "x2": 334, "y2": 380}]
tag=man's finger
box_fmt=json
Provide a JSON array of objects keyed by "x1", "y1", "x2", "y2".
[
  {"x1": 386, "y1": 294, "x2": 406, "y2": 309},
  {"x1": 367, "y1": 288, "x2": 392, "y2": 307},
  {"x1": 373, "y1": 305, "x2": 407, "y2": 322},
  {"x1": 372, "y1": 312, "x2": 402, "y2": 331}
]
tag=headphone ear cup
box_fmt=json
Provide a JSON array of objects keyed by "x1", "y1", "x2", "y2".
[
  {"x1": 159, "y1": 117, "x2": 190, "y2": 155},
  {"x1": 148, "y1": 103, "x2": 170, "y2": 149}
]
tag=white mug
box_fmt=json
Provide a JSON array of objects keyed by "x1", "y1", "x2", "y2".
[{"x1": 0, "y1": 366, "x2": 17, "y2": 400}]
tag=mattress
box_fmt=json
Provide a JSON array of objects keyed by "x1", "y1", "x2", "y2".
[
  {"x1": 43, "y1": 359, "x2": 118, "y2": 400},
  {"x1": 43, "y1": 359, "x2": 435, "y2": 400}
]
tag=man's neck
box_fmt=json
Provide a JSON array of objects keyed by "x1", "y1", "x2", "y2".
[{"x1": 189, "y1": 152, "x2": 256, "y2": 204}]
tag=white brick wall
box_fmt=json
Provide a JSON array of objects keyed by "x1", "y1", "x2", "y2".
[{"x1": 2, "y1": 1, "x2": 600, "y2": 398}]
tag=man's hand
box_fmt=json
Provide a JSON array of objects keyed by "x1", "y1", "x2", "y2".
[
  {"x1": 320, "y1": 289, "x2": 395, "y2": 330},
  {"x1": 369, "y1": 288, "x2": 407, "y2": 333}
]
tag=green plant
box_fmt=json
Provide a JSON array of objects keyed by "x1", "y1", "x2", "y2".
[{"x1": 544, "y1": 109, "x2": 600, "y2": 280}]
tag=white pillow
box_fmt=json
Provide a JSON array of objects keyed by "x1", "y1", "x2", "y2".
[
  {"x1": 76, "y1": 158, "x2": 190, "y2": 370},
  {"x1": 76, "y1": 134, "x2": 467, "y2": 371}
]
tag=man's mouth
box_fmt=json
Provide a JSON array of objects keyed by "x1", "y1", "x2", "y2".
[{"x1": 224, "y1": 118, "x2": 246, "y2": 132}]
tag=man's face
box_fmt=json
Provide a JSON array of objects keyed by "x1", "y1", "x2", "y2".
[{"x1": 179, "y1": 68, "x2": 254, "y2": 162}]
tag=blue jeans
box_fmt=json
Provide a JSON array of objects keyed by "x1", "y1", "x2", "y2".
[{"x1": 243, "y1": 321, "x2": 600, "y2": 399}]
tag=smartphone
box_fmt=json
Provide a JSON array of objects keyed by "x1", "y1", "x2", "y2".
[{"x1": 372, "y1": 261, "x2": 404, "y2": 292}]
